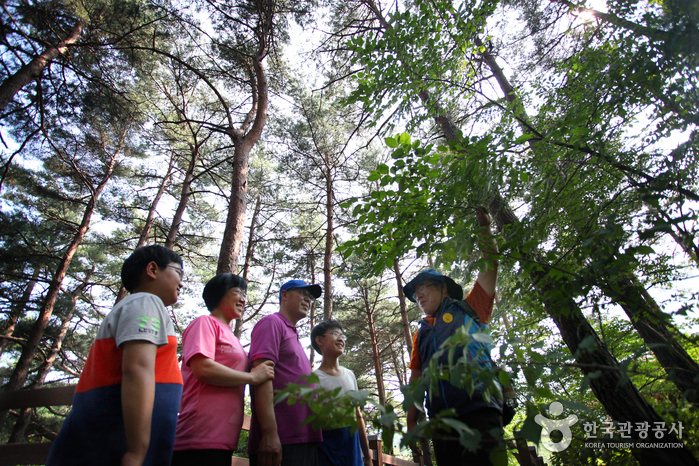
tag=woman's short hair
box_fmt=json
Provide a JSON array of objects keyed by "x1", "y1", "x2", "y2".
[
  {"x1": 202, "y1": 273, "x2": 247, "y2": 312},
  {"x1": 311, "y1": 320, "x2": 344, "y2": 354}
]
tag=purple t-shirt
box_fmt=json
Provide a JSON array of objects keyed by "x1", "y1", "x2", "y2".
[{"x1": 248, "y1": 312, "x2": 322, "y2": 450}]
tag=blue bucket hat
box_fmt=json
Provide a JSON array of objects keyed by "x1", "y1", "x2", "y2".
[
  {"x1": 403, "y1": 269, "x2": 463, "y2": 303},
  {"x1": 279, "y1": 279, "x2": 323, "y2": 302}
]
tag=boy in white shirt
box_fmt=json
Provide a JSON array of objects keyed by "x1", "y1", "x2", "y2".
[{"x1": 311, "y1": 321, "x2": 372, "y2": 466}]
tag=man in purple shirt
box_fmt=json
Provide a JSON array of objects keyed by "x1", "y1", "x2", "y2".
[{"x1": 248, "y1": 280, "x2": 323, "y2": 466}]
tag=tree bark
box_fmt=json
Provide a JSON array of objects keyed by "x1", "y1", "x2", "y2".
[
  {"x1": 0, "y1": 22, "x2": 83, "y2": 113},
  {"x1": 601, "y1": 275, "x2": 699, "y2": 404},
  {"x1": 308, "y1": 252, "x2": 318, "y2": 367},
  {"x1": 541, "y1": 277, "x2": 696, "y2": 465}
]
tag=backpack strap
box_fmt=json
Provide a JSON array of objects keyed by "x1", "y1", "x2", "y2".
[{"x1": 452, "y1": 298, "x2": 481, "y2": 325}]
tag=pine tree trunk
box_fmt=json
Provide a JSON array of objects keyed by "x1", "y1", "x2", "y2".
[
  {"x1": 217, "y1": 54, "x2": 268, "y2": 274},
  {"x1": 364, "y1": 289, "x2": 386, "y2": 405},
  {"x1": 308, "y1": 255, "x2": 318, "y2": 367}
]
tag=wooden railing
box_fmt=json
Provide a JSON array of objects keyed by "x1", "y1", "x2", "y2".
[
  {"x1": 0, "y1": 385, "x2": 419, "y2": 466},
  {"x1": 511, "y1": 430, "x2": 547, "y2": 466},
  {"x1": 0, "y1": 385, "x2": 76, "y2": 466}
]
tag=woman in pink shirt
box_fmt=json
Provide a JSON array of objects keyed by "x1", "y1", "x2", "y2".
[{"x1": 172, "y1": 273, "x2": 275, "y2": 466}]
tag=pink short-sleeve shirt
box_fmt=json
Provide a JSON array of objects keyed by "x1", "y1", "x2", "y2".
[{"x1": 174, "y1": 315, "x2": 249, "y2": 451}]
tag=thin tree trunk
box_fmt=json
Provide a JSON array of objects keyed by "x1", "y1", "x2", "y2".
[
  {"x1": 115, "y1": 151, "x2": 176, "y2": 304},
  {"x1": 364, "y1": 288, "x2": 386, "y2": 406},
  {"x1": 323, "y1": 159, "x2": 334, "y2": 321},
  {"x1": 165, "y1": 142, "x2": 200, "y2": 249},
  {"x1": 308, "y1": 251, "x2": 318, "y2": 367},
  {"x1": 0, "y1": 268, "x2": 40, "y2": 355},
  {"x1": 601, "y1": 275, "x2": 699, "y2": 404},
  {"x1": 8, "y1": 268, "x2": 93, "y2": 443},
  {"x1": 389, "y1": 341, "x2": 405, "y2": 387},
  {"x1": 0, "y1": 22, "x2": 83, "y2": 113},
  {"x1": 392, "y1": 259, "x2": 413, "y2": 355}
]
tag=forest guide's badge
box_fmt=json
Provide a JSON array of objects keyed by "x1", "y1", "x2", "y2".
[{"x1": 443, "y1": 313, "x2": 453, "y2": 323}]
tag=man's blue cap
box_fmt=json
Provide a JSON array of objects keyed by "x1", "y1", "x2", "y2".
[
  {"x1": 279, "y1": 279, "x2": 323, "y2": 302},
  {"x1": 403, "y1": 269, "x2": 463, "y2": 303}
]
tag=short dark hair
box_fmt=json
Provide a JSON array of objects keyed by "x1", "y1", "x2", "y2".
[
  {"x1": 202, "y1": 273, "x2": 248, "y2": 312},
  {"x1": 121, "y1": 245, "x2": 183, "y2": 293},
  {"x1": 311, "y1": 320, "x2": 344, "y2": 354}
]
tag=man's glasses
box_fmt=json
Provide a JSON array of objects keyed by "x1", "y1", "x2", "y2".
[
  {"x1": 414, "y1": 281, "x2": 440, "y2": 296},
  {"x1": 295, "y1": 288, "x2": 316, "y2": 301}
]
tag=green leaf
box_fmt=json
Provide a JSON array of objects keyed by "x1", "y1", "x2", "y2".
[
  {"x1": 514, "y1": 133, "x2": 534, "y2": 144},
  {"x1": 632, "y1": 245, "x2": 655, "y2": 255},
  {"x1": 385, "y1": 137, "x2": 399, "y2": 148}
]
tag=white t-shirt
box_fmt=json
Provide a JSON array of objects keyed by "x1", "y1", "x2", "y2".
[{"x1": 313, "y1": 367, "x2": 359, "y2": 395}]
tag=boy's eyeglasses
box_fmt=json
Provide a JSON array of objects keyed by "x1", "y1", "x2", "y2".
[
  {"x1": 326, "y1": 330, "x2": 346, "y2": 340},
  {"x1": 166, "y1": 265, "x2": 185, "y2": 280}
]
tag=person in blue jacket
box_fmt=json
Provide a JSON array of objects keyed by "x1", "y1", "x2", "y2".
[{"x1": 404, "y1": 208, "x2": 506, "y2": 466}]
